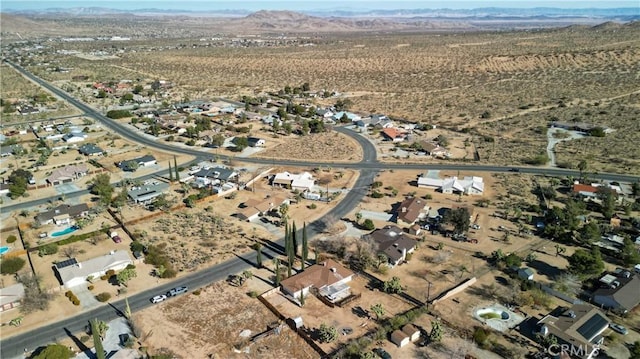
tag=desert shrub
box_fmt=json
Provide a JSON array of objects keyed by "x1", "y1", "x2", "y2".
[
  {"x1": 370, "y1": 191, "x2": 384, "y2": 198},
  {"x1": 192, "y1": 289, "x2": 201, "y2": 295},
  {"x1": 95, "y1": 292, "x2": 112, "y2": 302},
  {"x1": 105, "y1": 269, "x2": 116, "y2": 277},
  {"x1": 38, "y1": 243, "x2": 58, "y2": 256},
  {"x1": 308, "y1": 203, "x2": 317, "y2": 209},
  {"x1": 72, "y1": 299, "x2": 80, "y2": 306},
  {"x1": 130, "y1": 241, "x2": 145, "y2": 253},
  {"x1": 161, "y1": 268, "x2": 177, "y2": 278},
  {"x1": 100, "y1": 275, "x2": 107, "y2": 280},
  {"x1": 106, "y1": 109, "x2": 132, "y2": 119},
  {"x1": 0, "y1": 256, "x2": 26, "y2": 274},
  {"x1": 362, "y1": 219, "x2": 375, "y2": 230},
  {"x1": 248, "y1": 290, "x2": 259, "y2": 298},
  {"x1": 65, "y1": 291, "x2": 73, "y2": 298},
  {"x1": 126, "y1": 264, "x2": 136, "y2": 270},
  {"x1": 473, "y1": 327, "x2": 489, "y2": 348},
  {"x1": 80, "y1": 335, "x2": 90, "y2": 343},
  {"x1": 6, "y1": 235, "x2": 17, "y2": 243},
  {"x1": 88, "y1": 285, "x2": 94, "y2": 290}
]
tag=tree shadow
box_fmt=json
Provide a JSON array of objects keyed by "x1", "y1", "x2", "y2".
[
  {"x1": 64, "y1": 327, "x2": 90, "y2": 354},
  {"x1": 528, "y1": 259, "x2": 563, "y2": 279}
]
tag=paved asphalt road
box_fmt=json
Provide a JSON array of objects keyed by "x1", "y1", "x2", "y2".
[{"x1": 1, "y1": 61, "x2": 638, "y2": 356}]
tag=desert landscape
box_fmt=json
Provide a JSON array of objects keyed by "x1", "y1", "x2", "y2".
[{"x1": 1, "y1": 5, "x2": 640, "y2": 359}]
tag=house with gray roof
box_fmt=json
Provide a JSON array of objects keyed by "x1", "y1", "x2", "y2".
[
  {"x1": 0, "y1": 144, "x2": 25, "y2": 157},
  {"x1": 117, "y1": 155, "x2": 157, "y2": 171},
  {"x1": 536, "y1": 304, "x2": 609, "y2": 359},
  {"x1": 592, "y1": 269, "x2": 640, "y2": 314},
  {"x1": 78, "y1": 143, "x2": 104, "y2": 156},
  {"x1": 54, "y1": 250, "x2": 132, "y2": 288},
  {"x1": 127, "y1": 182, "x2": 170, "y2": 204},
  {"x1": 365, "y1": 226, "x2": 417, "y2": 267},
  {"x1": 192, "y1": 167, "x2": 237, "y2": 188},
  {"x1": 35, "y1": 203, "x2": 90, "y2": 225},
  {"x1": 62, "y1": 132, "x2": 88, "y2": 143}
]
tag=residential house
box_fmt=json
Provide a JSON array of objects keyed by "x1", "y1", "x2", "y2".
[
  {"x1": 402, "y1": 324, "x2": 421, "y2": 342},
  {"x1": 127, "y1": 182, "x2": 170, "y2": 204},
  {"x1": 46, "y1": 164, "x2": 89, "y2": 185},
  {"x1": 391, "y1": 330, "x2": 410, "y2": 347},
  {"x1": 441, "y1": 176, "x2": 484, "y2": 195},
  {"x1": 366, "y1": 226, "x2": 418, "y2": 266},
  {"x1": 78, "y1": 143, "x2": 104, "y2": 156},
  {"x1": 192, "y1": 167, "x2": 237, "y2": 188},
  {"x1": 592, "y1": 269, "x2": 640, "y2": 314},
  {"x1": 332, "y1": 111, "x2": 360, "y2": 123},
  {"x1": 247, "y1": 137, "x2": 266, "y2": 147},
  {"x1": 0, "y1": 144, "x2": 25, "y2": 157},
  {"x1": 0, "y1": 283, "x2": 25, "y2": 312},
  {"x1": 536, "y1": 304, "x2": 609, "y2": 359},
  {"x1": 572, "y1": 183, "x2": 620, "y2": 200},
  {"x1": 117, "y1": 155, "x2": 157, "y2": 171},
  {"x1": 315, "y1": 108, "x2": 334, "y2": 119},
  {"x1": 62, "y1": 132, "x2": 88, "y2": 143},
  {"x1": 35, "y1": 203, "x2": 90, "y2": 225},
  {"x1": 396, "y1": 197, "x2": 429, "y2": 226},
  {"x1": 280, "y1": 259, "x2": 354, "y2": 303},
  {"x1": 54, "y1": 250, "x2": 133, "y2": 288},
  {"x1": 517, "y1": 267, "x2": 535, "y2": 281},
  {"x1": 417, "y1": 141, "x2": 448, "y2": 157},
  {"x1": 236, "y1": 196, "x2": 289, "y2": 222},
  {"x1": 381, "y1": 128, "x2": 407, "y2": 142},
  {"x1": 0, "y1": 183, "x2": 10, "y2": 196},
  {"x1": 272, "y1": 172, "x2": 315, "y2": 192}
]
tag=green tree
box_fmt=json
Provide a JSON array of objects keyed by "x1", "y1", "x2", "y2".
[
  {"x1": 568, "y1": 248, "x2": 604, "y2": 279},
  {"x1": 370, "y1": 303, "x2": 385, "y2": 320},
  {"x1": 429, "y1": 320, "x2": 443, "y2": 343},
  {"x1": 279, "y1": 203, "x2": 289, "y2": 221},
  {"x1": 173, "y1": 156, "x2": 179, "y2": 181},
  {"x1": 301, "y1": 120, "x2": 310, "y2": 135},
  {"x1": 0, "y1": 257, "x2": 26, "y2": 274},
  {"x1": 579, "y1": 221, "x2": 601, "y2": 245},
  {"x1": 362, "y1": 218, "x2": 375, "y2": 230},
  {"x1": 318, "y1": 323, "x2": 338, "y2": 343},
  {"x1": 577, "y1": 160, "x2": 588, "y2": 178},
  {"x1": 443, "y1": 207, "x2": 471, "y2": 235},
  {"x1": 91, "y1": 173, "x2": 114, "y2": 205},
  {"x1": 555, "y1": 244, "x2": 566, "y2": 257},
  {"x1": 292, "y1": 221, "x2": 298, "y2": 257},
  {"x1": 34, "y1": 344, "x2": 73, "y2": 359},
  {"x1": 168, "y1": 162, "x2": 173, "y2": 182},
  {"x1": 621, "y1": 237, "x2": 640, "y2": 266},
  {"x1": 8, "y1": 176, "x2": 27, "y2": 198},
  {"x1": 91, "y1": 319, "x2": 106, "y2": 359},
  {"x1": 116, "y1": 268, "x2": 137, "y2": 287},
  {"x1": 629, "y1": 340, "x2": 640, "y2": 359},
  {"x1": 302, "y1": 222, "x2": 309, "y2": 270},
  {"x1": 355, "y1": 212, "x2": 363, "y2": 224},
  {"x1": 274, "y1": 258, "x2": 281, "y2": 286},
  {"x1": 124, "y1": 297, "x2": 131, "y2": 320},
  {"x1": 597, "y1": 186, "x2": 617, "y2": 219},
  {"x1": 383, "y1": 276, "x2": 403, "y2": 294}
]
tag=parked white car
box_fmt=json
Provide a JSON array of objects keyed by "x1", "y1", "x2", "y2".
[{"x1": 150, "y1": 294, "x2": 167, "y2": 304}]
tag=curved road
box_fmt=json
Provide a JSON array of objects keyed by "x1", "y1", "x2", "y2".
[{"x1": 1, "y1": 61, "x2": 638, "y2": 357}]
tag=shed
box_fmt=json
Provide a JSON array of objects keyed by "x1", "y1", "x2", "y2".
[
  {"x1": 390, "y1": 329, "x2": 410, "y2": 347},
  {"x1": 517, "y1": 267, "x2": 534, "y2": 281},
  {"x1": 402, "y1": 324, "x2": 421, "y2": 342}
]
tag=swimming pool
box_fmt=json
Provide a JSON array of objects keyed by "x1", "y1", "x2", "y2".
[
  {"x1": 0, "y1": 246, "x2": 9, "y2": 255},
  {"x1": 51, "y1": 226, "x2": 78, "y2": 237}
]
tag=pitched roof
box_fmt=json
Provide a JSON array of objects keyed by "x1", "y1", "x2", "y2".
[
  {"x1": 593, "y1": 272, "x2": 640, "y2": 311},
  {"x1": 55, "y1": 250, "x2": 133, "y2": 285},
  {"x1": 0, "y1": 283, "x2": 25, "y2": 307},
  {"x1": 35, "y1": 203, "x2": 89, "y2": 223},
  {"x1": 280, "y1": 259, "x2": 354, "y2": 294},
  {"x1": 368, "y1": 226, "x2": 418, "y2": 262},
  {"x1": 381, "y1": 127, "x2": 406, "y2": 140},
  {"x1": 396, "y1": 197, "x2": 428, "y2": 224},
  {"x1": 193, "y1": 167, "x2": 236, "y2": 181},
  {"x1": 538, "y1": 304, "x2": 610, "y2": 348},
  {"x1": 127, "y1": 182, "x2": 170, "y2": 202},
  {"x1": 573, "y1": 184, "x2": 598, "y2": 194},
  {"x1": 46, "y1": 164, "x2": 89, "y2": 183},
  {"x1": 78, "y1": 143, "x2": 104, "y2": 155}
]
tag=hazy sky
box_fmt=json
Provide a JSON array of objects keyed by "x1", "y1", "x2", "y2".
[{"x1": 3, "y1": 0, "x2": 638, "y2": 11}]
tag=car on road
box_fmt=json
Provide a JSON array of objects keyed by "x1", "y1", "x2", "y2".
[
  {"x1": 167, "y1": 286, "x2": 188, "y2": 297},
  {"x1": 150, "y1": 295, "x2": 167, "y2": 303},
  {"x1": 509, "y1": 168, "x2": 520, "y2": 172},
  {"x1": 610, "y1": 323, "x2": 628, "y2": 335},
  {"x1": 373, "y1": 347, "x2": 392, "y2": 359}
]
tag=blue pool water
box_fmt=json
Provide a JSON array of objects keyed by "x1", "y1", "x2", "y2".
[
  {"x1": 51, "y1": 226, "x2": 78, "y2": 237},
  {"x1": 0, "y1": 246, "x2": 9, "y2": 255}
]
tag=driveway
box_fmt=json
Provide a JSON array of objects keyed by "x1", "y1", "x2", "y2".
[
  {"x1": 359, "y1": 210, "x2": 393, "y2": 222},
  {"x1": 55, "y1": 184, "x2": 81, "y2": 197},
  {"x1": 75, "y1": 317, "x2": 134, "y2": 359},
  {"x1": 70, "y1": 285, "x2": 100, "y2": 310},
  {"x1": 546, "y1": 128, "x2": 585, "y2": 167},
  {"x1": 250, "y1": 217, "x2": 284, "y2": 237}
]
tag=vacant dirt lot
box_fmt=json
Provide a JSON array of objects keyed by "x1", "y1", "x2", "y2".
[
  {"x1": 258, "y1": 131, "x2": 363, "y2": 162},
  {"x1": 134, "y1": 281, "x2": 317, "y2": 359}
]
